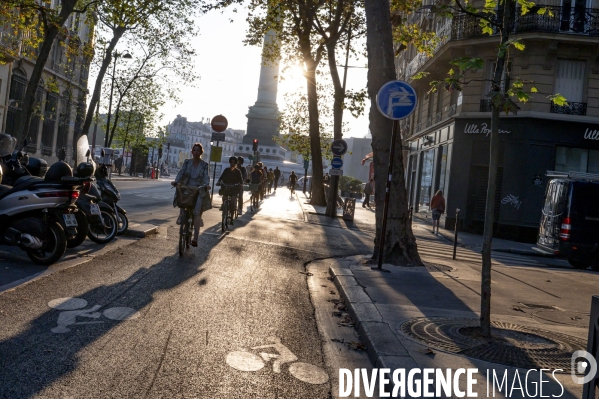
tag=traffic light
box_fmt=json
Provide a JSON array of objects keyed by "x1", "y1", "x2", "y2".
[{"x1": 252, "y1": 139, "x2": 258, "y2": 152}]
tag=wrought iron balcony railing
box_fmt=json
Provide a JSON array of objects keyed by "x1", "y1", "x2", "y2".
[
  {"x1": 435, "y1": 112, "x2": 442, "y2": 123},
  {"x1": 449, "y1": 104, "x2": 457, "y2": 116},
  {"x1": 405, "y1": 7, "x2": 599, "y2": 78},
  {"x1": 480, "y1": 99, "x2": 493, "y2": 112},
  {"x1": 550, "y1": 101, "x2": 587, "y2": 115}
]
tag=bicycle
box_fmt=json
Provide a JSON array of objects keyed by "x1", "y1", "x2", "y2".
[
  {"x1": 249, "y1": 183, "x2": 261, "y2": 212},
  {"x1": 289, "y1": 181, "x2": 296, "y2": 197},
  {"x1": 174, "y1": 184, "x2": 206, "y2": 256},
  {"x1": 219, "y1": 183, "x2": 240, "y2": 232}
]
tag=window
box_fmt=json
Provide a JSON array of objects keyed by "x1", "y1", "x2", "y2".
[
  {"x1": 555, "y1": 59, "x2": 585, "y2": 103},
  {"x1": 555, "y1": 146, "x2": 599, "y2": 173}
]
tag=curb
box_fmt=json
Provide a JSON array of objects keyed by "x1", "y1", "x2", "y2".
[
  {"x1": 123, "y1": 224, "x2": 158, "y2": 238},
  {"x1": 328, "y1": 264, "x2": 417, "y2": 370}
]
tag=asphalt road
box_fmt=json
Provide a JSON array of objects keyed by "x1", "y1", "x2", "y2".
[{"x1": 0, "y1": 180, "x2": 374, "y2": 398}]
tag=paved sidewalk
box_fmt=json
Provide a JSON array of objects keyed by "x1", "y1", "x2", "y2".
[{"x1": 320, "y1": 254, "x2": 592, "y2": 398}]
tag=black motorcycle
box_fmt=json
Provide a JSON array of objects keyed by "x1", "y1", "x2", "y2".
[
  {"x1": 95, "y1": 162, "x2": 128, "y2": 235},
  {"x1": 67, "y1": 151, "x2": 118, "y2": 248}
]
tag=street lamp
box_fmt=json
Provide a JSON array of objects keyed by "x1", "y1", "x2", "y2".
[{"x1": 104, "y1": 50, "x2": 132, "y2": 148}]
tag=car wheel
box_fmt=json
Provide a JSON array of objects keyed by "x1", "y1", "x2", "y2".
[{"x1": 568, "y1": 258, "x2": 590, "y2": 269}]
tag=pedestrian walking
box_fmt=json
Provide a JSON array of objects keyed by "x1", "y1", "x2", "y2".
[
  {"x1": 363, "y1": 178, "x2": 374, "y2": 208},
  {"x1": 267, "y1": 168, "x2": 274, "y2": 193},
  {"x1": 273, "y1": 167, "x2": 281, "y2": 191},
  {"x1": 430, "y1": 190, "x2": 446, "y2": 234}
]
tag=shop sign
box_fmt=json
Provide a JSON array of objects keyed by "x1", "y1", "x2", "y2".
[
  {"x1": 584, "y1": 128, "x2": 599, "y2": 141},
  {"x1": 464, "y1": 123, "x2": 511, "y2": 137}
]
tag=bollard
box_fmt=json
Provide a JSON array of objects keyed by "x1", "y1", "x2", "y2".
[{"x1": 453, "y1": 208, "x2": 460, "y2": 260}]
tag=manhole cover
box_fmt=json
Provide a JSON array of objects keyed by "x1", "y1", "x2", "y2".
[
  {"x1": 532, "y1": 309, "x2": 590, "y2": 328},
  {"x1": 400, "y1": 317, "x2": 586, "y2": 371}
]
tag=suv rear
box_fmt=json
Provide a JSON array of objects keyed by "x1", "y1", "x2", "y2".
[{"x1": 537, "y1": 171, "x2": 599, "y2": 270}]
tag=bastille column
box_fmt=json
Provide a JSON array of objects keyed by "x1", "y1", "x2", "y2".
[{"x1": 243, "y1": 30, "x2": 281, "y2": 147}]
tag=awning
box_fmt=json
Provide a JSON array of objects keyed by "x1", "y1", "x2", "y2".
[{"x1": 361, "y1": 152, "x2": 373, "y2": 165}]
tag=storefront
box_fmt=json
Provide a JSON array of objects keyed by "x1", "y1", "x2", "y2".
[{"x1": 406, "y1": 117, "x2": 599, "y2": 242}]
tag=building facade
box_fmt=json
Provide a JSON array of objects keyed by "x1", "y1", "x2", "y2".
[
  {"x1": 398, "y1": 2, "x2": 599, "y2": 241},
  {"x1": 0, "y1": 9, "x2": 94, "y2": 164}
]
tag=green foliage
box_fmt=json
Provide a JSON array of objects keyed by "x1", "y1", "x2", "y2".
[
  {"x1": 549, "y1": 94, "x2": 568, "y2": 106},
  {"x1": 339, "y1": 175, "x2": 363, "y2": 193}
]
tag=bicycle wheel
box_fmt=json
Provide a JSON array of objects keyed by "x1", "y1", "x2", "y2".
[
  {"x1": 221, "y1": 198, "x2": 227, "y2": 232},
  {"x1": 178, "y1": 222, "x2": 184, "y2": 256}
]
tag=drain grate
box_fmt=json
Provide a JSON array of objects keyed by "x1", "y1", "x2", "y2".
[{"x1": 400, "y1": 317, "x2": 586, "y2": 371}]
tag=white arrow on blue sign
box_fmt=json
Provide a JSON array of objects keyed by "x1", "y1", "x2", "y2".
[
  {"x1": 331, "y1": 157, "x2": 343, "y2": 169},
  {"x1": 331, "y1": 139, "x2": 348, "y2": 156},
  {"x1": 376, "y1": 80, "x2": 417, "y2": 120}
]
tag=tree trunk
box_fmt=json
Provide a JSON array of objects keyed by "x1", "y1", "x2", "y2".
[
  {"x1": 365, "y1": 0, "x2": 422, "y2": 265},
  {"x1": 480, "y1": 0, "x2": 513, "y2": 338},
  {"x1": 325, "y1": 41, "x2": 345, "y2": 217},
  {"x1": 79, "y1": 27, "x2": 126, "y2": 141},
  {"x1": 303, "y1": 53, "x2": 326, "y2": 206},
  {"x1": 15, "y1": 1, "x2": 77, "y2": 142}
]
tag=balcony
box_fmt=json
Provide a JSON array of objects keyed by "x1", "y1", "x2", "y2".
[
  {"x1": 550, "y1": 101, "x2": 587, "y2": 115},
  {"x1": 405, "y1": 7, "x2": 599, "y2": 79},
  {"x1": 480, "y1": 99, "x2": 493, "y2": 112}
]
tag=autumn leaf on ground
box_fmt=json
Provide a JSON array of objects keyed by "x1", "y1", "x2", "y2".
[
  {"x1": 345, "y1": 341, "x2": 367, "y2": 351},
  {"x1": 512, "y1": 306, "x2": 525, "y2": 312}
]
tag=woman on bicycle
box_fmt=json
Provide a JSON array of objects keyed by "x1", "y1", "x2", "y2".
[
  {"x1": 217, "y1": 156, "x2": 244, "y2": 223},
  {"x1": 171, "y1": 143, "x2": 210, "y2": 247}
]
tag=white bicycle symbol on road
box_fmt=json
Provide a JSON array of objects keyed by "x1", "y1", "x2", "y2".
[{"x1": 225, "y1": 337, "x2": 329, "y2": 385}]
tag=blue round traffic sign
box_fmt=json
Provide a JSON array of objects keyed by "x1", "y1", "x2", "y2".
[
  {"x1": 331, "y1": 139, "x2": 348, "y2": 156},
  {"x1": 376, "y1": 80, "x2": 417, "y2": 120},
  {"x1": 331, "y1": 157, "x2": 343, "y2": 169}
]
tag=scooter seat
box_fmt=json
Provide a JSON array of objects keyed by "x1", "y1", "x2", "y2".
[
  {"x1": 0, "y1": 176, "x2": 44, "y2": 201},
  {"x1": 0, "y1": 184, "x2": 11, "y2": 197}
]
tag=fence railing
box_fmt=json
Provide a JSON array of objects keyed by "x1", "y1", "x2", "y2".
[{"x1": 550, "y1": 101, "x2": 587, "y2": 115}]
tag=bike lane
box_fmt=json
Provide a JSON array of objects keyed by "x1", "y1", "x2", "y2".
[{"x1": 0, "y1": 215, "x2": 354, "y2": 397}]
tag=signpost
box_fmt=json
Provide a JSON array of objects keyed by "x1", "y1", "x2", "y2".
[
  {"x1": 327, "y1": 139, "x2": 349, "y2": 218},
  {"x1": 303, "y1": 159, "x2": 310, "y2": 194},
  {"x1": 375, "y1": 80, "x2": 417, "y2": 271},
  {"x1": 210, "y1": 115, "x2": 228, "y2": 200},
  {"x1": 329, "y1": 169, "x2": 343, "y2": 176}
]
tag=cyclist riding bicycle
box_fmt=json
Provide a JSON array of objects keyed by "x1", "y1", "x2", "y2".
[
  {"x1": 237, "y1": 156, "x2": 247, "y2": 215},
  {"x1": 217, "y1": 156, "x2": 244, "y2": 224},
  {"x1": 171, "y1": 143, "x2": 210, "y2": 247}
]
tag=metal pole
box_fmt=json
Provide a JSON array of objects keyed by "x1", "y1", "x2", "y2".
[
  {"x1": 210, "y1": 140, "x2": 219, "y2": 201},
  {"x1": 104, "y1": 53, "x2": 118, "y2": 148},
  {"x1": 376, "y1": 119, "x2": 400, "y2": 270},
  {"x1": 303, "y1": 168, "x2": 308, "y2": 194},
  {"x1": 453, "y1": 209, "x2": 460, "y2": 260},
  {"x1": 91, "y1": 96, "x2": 100, "y2": 156}
]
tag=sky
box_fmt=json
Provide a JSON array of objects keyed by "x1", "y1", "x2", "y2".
[{"x1": 96, "y1": 6, "x2": 371, "y2": 139}]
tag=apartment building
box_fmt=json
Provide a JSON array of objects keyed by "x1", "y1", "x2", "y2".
[
  {"x1": 398, "y1": 1, "x2": 599, "y2": 241},
  {"x1": 166, "y1": 115, "x2": 245, "y2": 172},
  {"x1": 0, "y1": 8, "x2": 94, "y2": 164}
]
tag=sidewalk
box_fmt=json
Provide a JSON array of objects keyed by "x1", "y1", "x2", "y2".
[
  {"x1": 413, "y1": 211, "x2": 551, "y2": 258},
  {"x1": 319, "y1": 252, "x2": 590, "y2": 398},
  {"x1": 296, "y1": 191, "x2": 376, "y2": 231}
]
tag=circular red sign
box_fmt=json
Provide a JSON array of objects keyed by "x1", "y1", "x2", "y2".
[{"x1": 211, "y1": 115, "x2": 228, "y2": 132}]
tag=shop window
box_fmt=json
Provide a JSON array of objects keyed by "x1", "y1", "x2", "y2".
[
  {"x1": 436, "y1": 145, "x2": 448, "y2": 194},
  {"x1": 555, "y1": 146, "x2": 599, "y2": 173},
  {"x1": 418, "y1": 149, "x2": 435, "y2": 211}
]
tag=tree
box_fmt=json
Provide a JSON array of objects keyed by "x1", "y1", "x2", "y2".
[
  {"x1": 2, "y1": 0, "x2": 97, "y2": 142},
  {"x1": 79, "y1": 0, "x2": 197, "y2": 144},
  {"x1": 364, "y1": 0, "x2": 422, "y2": 266},
  {"x1": 422, "y1": 0, "x2": 567, "y2": 337},
  {"x1": 102, "y1": 32, "x2": 196, "y2": 148}
]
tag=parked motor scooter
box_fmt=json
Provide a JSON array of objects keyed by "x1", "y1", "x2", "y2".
[
  {"x1": 0, "y1": 135, "x2": 89, "y2": 265},
  {"x1": 0, "y1": 134, "x2": 48, "y2": 185},
  {"x1": 67, "y1": 149, "x2": 117, "y2": 248},
  {"x1": 95, "y1": 159, "x2": 128, "y2": 235}
]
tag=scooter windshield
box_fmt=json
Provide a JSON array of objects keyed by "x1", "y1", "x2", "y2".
[{"x1": 0, "y1": 134, "x2": 17, "y2": 156}]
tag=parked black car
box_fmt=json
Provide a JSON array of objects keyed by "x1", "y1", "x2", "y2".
[{"x1": 537, "y1": 171, "x2": 599, "y2": 270}]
